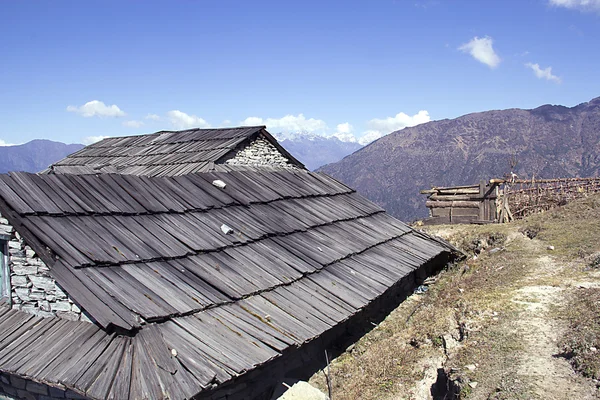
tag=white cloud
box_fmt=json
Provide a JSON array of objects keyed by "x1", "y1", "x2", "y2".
[
  {"x1": 331, "y1": 123, "x2": 357, "y2": 143},
  {"x1": 459, "y1": 36, "x2": 501, "y2": 68},
  {"x1": 66, "y1": 100, "x2": 126, "y2": 118},
  {"x1": 525, "y1": 63, "x2": 562, "y2": 83},
  {"x1": 358, "y1": 110, "x2": 431, "y2": 145},
  {"x1": 549, "y1": 0, "x2": 600, "y2": 11},
  {"x1": 358, "y1": 130, "x2": 385, "y2": 146},
  {"x1": 366, "y1": 110, "x2": 431, "y2": 134},
  {"x1": 145, "y1": 114, "x2": 161, "y2": 121},
  {"x1": 83, "y1": 135, "x2": 111, "y2": 145},
  {"x1": 336, "y1": 122, "x2": 352, "y2": 134},
  {"x1": 0, "y1": 139, "x2": 16, "y2": 146},
  {"x1": 241, "y1": 114, "x2": 328, "y2": 133},
  {"x1": 241, "y1": 117, "x2": 264, "y2": 126},
  {"x1": 241, "y1": 112, "x2": 430, "y2": 146},
  {"x1": 167, "y1": 110, "x2": 210, "y2": 129},
  {"x1": 122, "y1": 120, "x2": 144, "y2": 128}
]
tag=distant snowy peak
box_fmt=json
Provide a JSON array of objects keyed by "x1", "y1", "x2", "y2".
[
  {"x1": 272, "y1": 131, "x2": 360, "y2": 144},
  {"x1": 272, "y1": 131, "x2": 363, "y2": 171},
  {"x1": 272, "y1": 131, "x2": 320, "y2": 142},
  {"x1": 331, "y1": 132, "x2": 359, "y2": 143}
]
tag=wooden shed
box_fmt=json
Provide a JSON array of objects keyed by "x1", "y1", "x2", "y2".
[
  {"x1": 0, "y1": 127, "x2": 457, "y2": 400},
  {"x1": 421, "y1": 181, "x2": 498, "y2": 225}
]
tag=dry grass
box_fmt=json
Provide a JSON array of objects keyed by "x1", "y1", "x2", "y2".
[
  {"x1": 555, "y1": 287, "x2": 600, "y2": 380},
  {"x1": 520, "y1": 194, "x2": 600, "y2": 259}
]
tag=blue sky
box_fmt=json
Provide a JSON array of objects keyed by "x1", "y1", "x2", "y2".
[{"x1": 1, "y1": 0, "x2": 599, "y2": 145}]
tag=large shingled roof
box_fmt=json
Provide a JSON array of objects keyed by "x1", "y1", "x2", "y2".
[
  {"x1": 0, "y1": 168, "x2": 454, "y2": 399},
  {"x1": 44, "y1": 126, "x2": 304, "y2": 176}
]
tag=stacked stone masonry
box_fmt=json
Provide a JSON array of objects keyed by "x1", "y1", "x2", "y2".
[
  {"x1": 225, "y1": 136, "x2": 298, "y2": 168},
  {"x1": 0, "y1": 215, "x2": 89, "y2": 323},
  {"x1": 0, "y1": 371, "x2": 88, "y2": 400}
]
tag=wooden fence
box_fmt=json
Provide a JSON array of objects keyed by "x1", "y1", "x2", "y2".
[{"x1": 421, "y1": 177, "x2": 600, "y2": 225}]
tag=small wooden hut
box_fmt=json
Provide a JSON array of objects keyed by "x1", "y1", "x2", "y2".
[{"x1": 421, "y1": 181, "x2": 498, "y2": 225}]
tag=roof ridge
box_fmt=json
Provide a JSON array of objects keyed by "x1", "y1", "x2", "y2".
[
  {"x1": 153, "y1": 125, "x2": 266, "y2": 134},
  {"x1": 84, "y1": 126, "x2": 267, "y2": 143}
]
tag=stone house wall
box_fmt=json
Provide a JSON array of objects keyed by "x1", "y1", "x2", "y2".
[
  {"x1": 0, "y1": 215, "x2": 88, "y2": 323},
  {"x1": 224, "y1": 136, "x2": 298, "y2": 168},
  {"x1": 0, "y1": 371, "x2": 88, "y2": 400}
]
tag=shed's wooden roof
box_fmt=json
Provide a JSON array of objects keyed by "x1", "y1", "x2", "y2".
[
  {"x1": 44, "y1": 126, "x2": 304, "y2": 176},
  {"x1": 0, "y1": 168, "x2": 454, "y2": 399}
]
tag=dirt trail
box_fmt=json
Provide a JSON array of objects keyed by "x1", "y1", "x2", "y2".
[
  {"x1": 429, "y1": 229, "x2": 599, "y2": 400},
  {"x1": 510, "y1": 253, "x2": 597, "y2": 399}
]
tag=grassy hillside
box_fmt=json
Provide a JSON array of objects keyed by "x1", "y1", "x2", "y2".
[{"x1": 309, "y1": 195, "x2": 600, "y2": 399}]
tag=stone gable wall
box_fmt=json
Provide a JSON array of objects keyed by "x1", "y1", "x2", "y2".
[
  {"x1": 224, "y1": 136, "x2": 298, "y2": 168},
  {"x1": 0, "y1": 215, "x2": 89, "y2": 323}
]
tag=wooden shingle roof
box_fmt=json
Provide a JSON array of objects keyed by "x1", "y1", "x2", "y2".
[
  {"x1": 0, "y1": 169, "x2": 455, "y2": 399},
  {"x1": 44, "y1": 126, "x2": 304, "y2": 177}
]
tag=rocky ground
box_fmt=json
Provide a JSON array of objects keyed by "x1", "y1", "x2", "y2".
[{"x1": 308, "y1": 194, "x2": 600, "y2": 399}]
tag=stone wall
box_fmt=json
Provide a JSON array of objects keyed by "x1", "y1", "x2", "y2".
[
  {"x1": 0, "y1": 371, "x2": 88, "y2": 400},
  {"x1": 224, "y1": 136, "x2": 298, "y2": 168},
  {"x1": 0, "y1": 215, "x2": 89, "y2": 323}
]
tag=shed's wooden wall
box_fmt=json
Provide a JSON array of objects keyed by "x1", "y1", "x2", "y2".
[{"x1": 422, "y1": 182, "x2": 497, "y2": 225}]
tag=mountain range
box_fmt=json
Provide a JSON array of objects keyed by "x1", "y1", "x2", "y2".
[
  {"x1": 273, "y1": 132, "x2": 363, "y2": 170},
  {"x1": 0, "y1": 140, "x2": 84, "y2": 174},
  {"x1": 319, "y1": 97, "x2": 600, "y2": 222}
]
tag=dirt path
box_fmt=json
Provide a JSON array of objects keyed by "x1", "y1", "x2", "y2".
[
  {"x1": 511, "y1": 256, "x2": 596, "y2": 399},
  {"x1": 431, "y1": 230, "x2": 599, "y2": 400}
]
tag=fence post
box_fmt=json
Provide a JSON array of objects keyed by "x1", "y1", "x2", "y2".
[{"x1": 479, "y1": 180, "x2": 486, "y2": 222}]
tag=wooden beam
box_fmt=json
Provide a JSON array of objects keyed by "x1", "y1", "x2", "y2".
[{"x1": 426, "y1": 201, "x2": 480, "y2": 208}]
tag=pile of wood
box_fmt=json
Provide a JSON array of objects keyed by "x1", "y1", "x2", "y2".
[{"x1": 420, "y1": 182, "x2": 497, "y2": 225}]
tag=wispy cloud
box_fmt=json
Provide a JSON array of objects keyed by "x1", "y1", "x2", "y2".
[
  {"x1": 83, "y1": 135, "x2": 111, "y2": 145},
  {"x1": 122, "y1": 120, "x2": 144, "y2": 128},
  {"x1": 67, "y1": 100, "x2": 126, "y2": 118},
  {"x1": 145, "y1": 113, "x2": 161, "y2": 121},
  {"x1": 549, "y1": 0, "x2": 600, "y2": 12},
  {"x1": 414, "y1": 0, "x2": 440, "y2": 9},
  {"x1": 167, "y1": 110, "x2": 210, "y2": 129},
  {"x1": 240, "y1": 114, "x2": 328, "y2": 133},
  {"x1": 0, "y1": 139, "x2": 17, "y2": 146},
  {"x1": 459, "y1": 36, "x2": 501, "y2": 68},
  {"x1": 525, "y1": 62, "x2": 562, "y2": 83}
]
